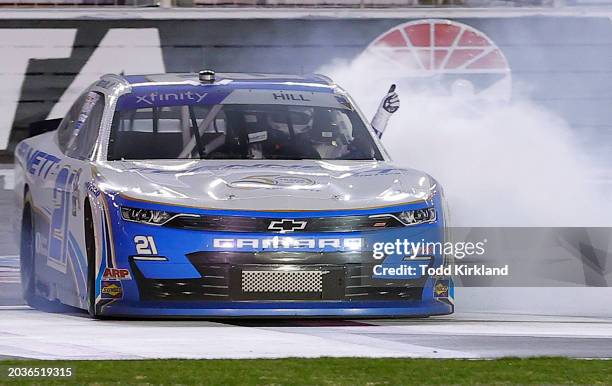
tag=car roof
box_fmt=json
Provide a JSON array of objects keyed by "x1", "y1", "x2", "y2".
[
  {"x1": 123, "y1": 72, "x2": 334, "y2": 87},
  {"x1": 97, "y1": 72, "x2": 348, "y2": 111},
  {"x1": 96, "y1": 72, "x2": 339, "y2": 96}
]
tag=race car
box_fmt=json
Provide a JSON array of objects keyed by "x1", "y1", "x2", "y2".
[{"x1": 14, "y1": 71, "x2": 453, "y2": 318}]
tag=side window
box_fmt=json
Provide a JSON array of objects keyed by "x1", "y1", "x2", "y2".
[
  {"x1": 57, "y1": 91, "x2": 105, "y2": 159},
  {"x1": 57, "y1": 94, "x2": 86, "y2": 152}
]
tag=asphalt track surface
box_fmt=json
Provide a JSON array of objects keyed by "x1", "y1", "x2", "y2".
[{"x1": 0, "y1": 167, "x2": 611, "y2": 360}]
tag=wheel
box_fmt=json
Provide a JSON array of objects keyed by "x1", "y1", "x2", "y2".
[
  {"x1": 84, "y1": 200, "x2": 98, "y2": 318},
  {"x1": 20, "y1": 192, "x2": 38, "y2": 306}
]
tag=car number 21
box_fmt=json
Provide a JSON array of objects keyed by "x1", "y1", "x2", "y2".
[{"x1": 134, "y1": 236, "x2": 158, "y2": 255}]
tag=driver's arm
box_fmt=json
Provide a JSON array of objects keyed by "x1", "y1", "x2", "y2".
[{"x1": 371, "y1": 84, "x2": 400, "y2": 138}]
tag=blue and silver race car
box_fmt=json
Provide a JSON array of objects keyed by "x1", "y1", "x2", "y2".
[{"x1": 14, "y1": 71, "x2": 453, "y2": 318}]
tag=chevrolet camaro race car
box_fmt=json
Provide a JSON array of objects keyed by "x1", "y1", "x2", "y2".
[{"x1": 14, "y1": 71, "x2": 454, "y2": 318}]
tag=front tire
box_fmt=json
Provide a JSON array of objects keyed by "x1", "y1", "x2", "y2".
[
  {"x1": 20, "y1": 192, "x2": 37, "y2": 306},
  {"x1": 84, "y1": 201, "x2": 98, "y2": 318}
]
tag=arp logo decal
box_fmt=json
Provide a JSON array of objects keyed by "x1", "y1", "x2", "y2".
[
  {"x1": 365, "y1": 19, "x2": 511, "y2": 101},
  {"x1": 101, "y1": 280, "x2": 123, "y2": 299},
  {"x1": 102, "y1": 267, "x2": 131, "y2": 281}
]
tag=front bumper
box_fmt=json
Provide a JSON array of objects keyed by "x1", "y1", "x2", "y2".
[
  {"x1": 96, "y1": 194, "x2": 454, "y2": 317},
  {"x1": 100, "y1": 299, "x2": 453, "y2": 318}
]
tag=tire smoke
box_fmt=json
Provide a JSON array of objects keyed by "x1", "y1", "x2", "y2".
[{"x1": 319, "y1": 55, "x2": 609, "y2": 226}]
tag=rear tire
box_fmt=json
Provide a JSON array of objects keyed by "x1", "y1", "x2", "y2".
[
  {"x1": 84, "y1": 201, "x2": 98, "y2": 318},
  {"x1": 20, "y1": 192, "x2": 38, "y2": 306}
]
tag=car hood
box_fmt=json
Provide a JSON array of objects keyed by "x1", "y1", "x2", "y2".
[{"x1": 94, "y1": 160, "x2": 436, "y2": 211}]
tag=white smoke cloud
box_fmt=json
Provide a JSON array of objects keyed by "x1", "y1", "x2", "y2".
[{"x1": 319, "y1": 55, "x2": 610, "y2": 227}]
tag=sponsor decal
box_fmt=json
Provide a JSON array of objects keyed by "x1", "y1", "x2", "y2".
[
  {"x1": 102, "y1": 267, "x2": 131, "y2": 280},
  {"x1": 95, "y1": 79, "x2": 116, "y2": 89},
  {"x1": 17, "y1": 143, "x2": 61, "y2": 179},
  {"x1": 126, "y1": 163, "x2": 400, "y2": 176},
  {"x1": 135, "y1": 91, "x2": 208, "y2": 106},
  {"x1": 248, "y1": 131, "x2": 268, "y2": 143},
  {"x1": 268, "y1": 219, "x2": 308, "y2": 233},
  {"x1": 334, "y1": 95, "x2": 353, "y2": 110},
  {"x1": 434, "y1": 279, "x2": 450, "y2": 298},
  {"x1": 101, "y1": 280, "x2": 123, "y2": 299},
  {"x1": 228, "y1": 174, "x2": 317, "y2": 189},
  {"x1": 70, "y1": 168, "x2": 82, "y2": 217},
  {"x1": 213, "y1": 237, "x2": 361, "y2": 251},
  {"x1": 86, "y1": 181, "x2": 101, "y2": 197},
  {"x1": 75, "y1": 92, "x2": 100, "y2": 131},
  {"x1": 221, "y1": 89, "x2": 347, "y2": 109},
  {"x1": 272, "y1": 92, "x2": 311, "y2": 102}
]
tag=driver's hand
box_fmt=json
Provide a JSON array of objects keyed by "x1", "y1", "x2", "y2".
[{"x1": 382, "y1": 88, "x2": 400, "y2": 114}]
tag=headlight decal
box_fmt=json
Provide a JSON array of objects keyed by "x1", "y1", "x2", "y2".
[
  {"x1": 120, "y1": 206, "x2": 175, "y2": 225},
  {"x1": 397, "y1": 207, "x2": 437, "y2": 226}
]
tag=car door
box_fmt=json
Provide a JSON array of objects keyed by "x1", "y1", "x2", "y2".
[{"x1": 47, "y1": 91, "x2": 105, "y2": 304}]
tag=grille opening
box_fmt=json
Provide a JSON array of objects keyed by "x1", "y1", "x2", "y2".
[{"x1": 241, "y1": 270, "x2": 325, "y2": 293}]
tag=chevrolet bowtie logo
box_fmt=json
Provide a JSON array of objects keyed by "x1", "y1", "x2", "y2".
[{"x1": 268, "y1": 219, "x2": 308, "y2": 233}]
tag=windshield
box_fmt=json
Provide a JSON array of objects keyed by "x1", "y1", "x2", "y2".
[{"x1": 107, "y1": 104, "x2": 383, "y2": 161}]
